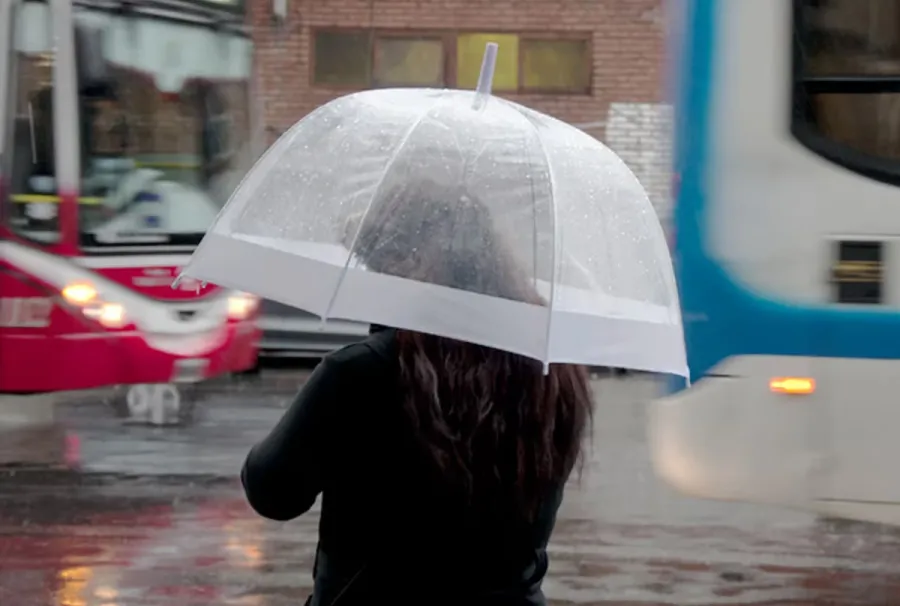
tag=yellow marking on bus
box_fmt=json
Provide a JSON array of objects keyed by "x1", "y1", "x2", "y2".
[
  {"x1": 9, "y1": 160, "x2": 199, "y2": 204},
  {"x1": 831, "y1": 260, "x2": 882, "y2": 283},
  {"x1": 10, "y1": 194, "x2": 103, "y2": 205}
]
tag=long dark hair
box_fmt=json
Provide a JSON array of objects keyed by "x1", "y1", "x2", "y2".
[{"x1": 352, "y1": 179, "x2": 594, "y2": 520}]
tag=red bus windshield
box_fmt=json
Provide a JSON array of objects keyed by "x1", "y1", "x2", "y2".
[{"x1": 7, "y1": 2, "x2": 255, "y2": 250}]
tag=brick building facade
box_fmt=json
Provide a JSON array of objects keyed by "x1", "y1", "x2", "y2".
[
  {"x1": 248, "y1": 0, "x2": 672, "y2": 216},
  {"x1": 251, "y1": 0, "x2": 664, "y2": 132}
]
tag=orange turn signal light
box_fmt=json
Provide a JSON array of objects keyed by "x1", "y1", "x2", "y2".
[{"x1": 769, "y1": 377, "x2": 815, "y2": 395}]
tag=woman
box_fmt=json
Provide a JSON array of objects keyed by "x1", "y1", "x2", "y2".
[{"x1": 241, "y1": 179, "x2": 594, "y2": 606}]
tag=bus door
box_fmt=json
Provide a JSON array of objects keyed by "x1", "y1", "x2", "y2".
[{"x1": 4, "y1": 0, "x2": 80, "y2": 251}]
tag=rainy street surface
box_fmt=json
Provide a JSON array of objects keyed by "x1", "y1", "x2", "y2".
[{"x1": 3, "y1": 374, "x2": 900, "y2": 605}]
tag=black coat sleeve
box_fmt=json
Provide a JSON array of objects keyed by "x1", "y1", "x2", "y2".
[{"x1": 240, "y1": 356, "x2": 342, "y2": 521}]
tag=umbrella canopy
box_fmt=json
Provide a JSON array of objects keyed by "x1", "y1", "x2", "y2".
[{"x1": 179, "y1": 46, "x2": 686, "y2": 376}]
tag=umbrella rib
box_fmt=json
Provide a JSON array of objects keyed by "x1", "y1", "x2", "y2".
[
  {"x1": 539, "y1": 141, "x2": 559, "y2": 372},
  {"x1": 320, "y1": 103, "x2": 438, "y2": 323},
  {"x1": 517, "y1": 113, "x2": 559, "y2": 372}
]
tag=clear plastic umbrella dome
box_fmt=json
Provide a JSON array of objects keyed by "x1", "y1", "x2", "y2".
[{"x1": 179, "y1": 50, "x2": 686, "y2": 376}]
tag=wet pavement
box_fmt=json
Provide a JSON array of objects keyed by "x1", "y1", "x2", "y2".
[{"x1": 2, "y1": 375, "x2": 900, "y2": 605}]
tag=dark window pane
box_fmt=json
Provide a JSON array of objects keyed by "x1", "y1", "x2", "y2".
[
  {"x1": 313, "y1": 31, "x2": 371, "y2": 86},
  {"x1": 804, "y1": 92, "x2": 900, "y2": 160},
  {"x1": 800, "y1": 0, "x2": 900, "y2": 76},
  {"x1": 794, "y1": 1, "x2": 900, "y2": 180}
]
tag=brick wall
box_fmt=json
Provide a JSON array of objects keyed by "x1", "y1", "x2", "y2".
[
  {"x1": 250, "y1": 0, "x2": 665, "y2": 135},
  {"x1": 603, "y1": 102, "x2": 674, "y2": 224}
]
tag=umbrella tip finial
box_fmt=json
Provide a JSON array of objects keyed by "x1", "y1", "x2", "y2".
[{"x1": 473, "y1": 42, "x2": 499, "y2": 109}]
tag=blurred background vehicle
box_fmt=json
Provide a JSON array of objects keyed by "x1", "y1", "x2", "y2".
[
  {"x1": 650, "y1": 0, "x2": 900, "y2": 526},
  {"x1": 0, "y1": 0, "x2": 261, "y2": 421},
  {"x1": 257, "y1": 302, "x2": 368, "y2": 360}
]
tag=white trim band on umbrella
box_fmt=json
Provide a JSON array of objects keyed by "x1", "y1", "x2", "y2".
[{"x1": 184, "y1": 232, "x2": 688, "y2": 376}]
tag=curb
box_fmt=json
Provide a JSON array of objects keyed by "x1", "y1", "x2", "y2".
[{"x1": 52, "y1": 368, "x2": 657, "y2": 405}]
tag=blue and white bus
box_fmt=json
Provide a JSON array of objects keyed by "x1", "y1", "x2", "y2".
[{"x1": 649, "y1": 0, "x2": 900, "y2": 525}]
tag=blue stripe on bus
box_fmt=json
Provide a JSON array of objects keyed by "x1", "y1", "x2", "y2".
[{"x1": 666, "y1": 0, "x2": 900, "y2": 395}]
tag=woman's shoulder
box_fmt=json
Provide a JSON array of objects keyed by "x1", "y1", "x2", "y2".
[
  {"x1": 313, "y1": 329, "x2": 399, "y2": 410},
  {"x1": 322, "y1": 327, "x2": 398, "y2": 374}
]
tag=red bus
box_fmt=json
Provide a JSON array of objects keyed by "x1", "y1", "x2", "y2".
[{"x1": 0, "y1": 0, "x2": 261, "y2": 420}]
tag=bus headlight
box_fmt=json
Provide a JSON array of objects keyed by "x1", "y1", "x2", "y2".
[
  {"x1": 62, "y1": 282, "x2": 98, "y2": 305},
  {"x1": 83, "y1": 302, "x2": 127, "y2": 328},
  {"x1": 227, "y1": 292, "x2": 258, "y2": 320},
  {"x1": 62, "y1": 282, "x2": 127, "y2": 328}
]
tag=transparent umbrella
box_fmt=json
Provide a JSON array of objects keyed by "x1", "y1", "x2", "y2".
[{"x1": 178, "y1": 44, "x2": 687, "y2": 376}]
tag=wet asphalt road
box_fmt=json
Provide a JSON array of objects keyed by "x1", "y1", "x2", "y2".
[{"x1": 3, "y1": 375, "x2": 900, "y2": 605}]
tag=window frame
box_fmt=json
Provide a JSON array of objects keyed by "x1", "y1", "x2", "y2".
[
  {"x1": 791, "y1": 0, "x2": 900, "y2": 186},
  {"x1": 309, "y1": 28, "x2": 593, "y2": 95}
]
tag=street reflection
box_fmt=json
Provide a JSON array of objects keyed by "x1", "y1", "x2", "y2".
[
  {"x1": 5, "y1": 480, "x2": 268, "y2": 606},
  {"x1": 224, "y1": 522, "x2": 264, "y2": 569},
  {"x1": 56, "y1": 565, "x2": 91, "y2": 606},
  {"x1": 94, "y1": 584, "x2": 119, "y2": 602},
  {"x1": 4, "y1": 381, "x2": 900, "y2": 604},
  {"x1": 30, "y1": 495, "x2": 900, "y2": 605}
]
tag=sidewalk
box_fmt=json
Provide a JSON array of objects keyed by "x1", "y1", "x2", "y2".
[
  {"x1": 0, "y1": 393, "x2": 66, "y2": 467},
  {"x1": 44, "y1": 367, "x2": 653, "y2": 410}
]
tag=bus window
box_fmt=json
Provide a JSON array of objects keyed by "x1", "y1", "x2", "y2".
[
  {"x1": 792, "y1": 0, "x2": 900, "y2": 183},
  {"x1": 73, "y1": 7, "x2": 253, "y2": 247},
  {"x1": 5, "y1": 1, "x2": 58, "y2": 243}
]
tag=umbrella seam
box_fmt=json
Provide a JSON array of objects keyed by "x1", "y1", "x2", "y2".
[
  {"x1": 320, "y1": 100, "x2": 441, "y2": 323},
  {"x1": 515, "y1": 108, "x2": 559, "y2": 371},
  {"x1": 178, "y1": 104, "x2": 319, "y2": 285}
]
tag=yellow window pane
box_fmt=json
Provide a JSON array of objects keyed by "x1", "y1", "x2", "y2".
[
  {"x1": 313, "y1": 31, "x2": 371, "y2": 86},
  {"x1": 374, "y1": 38, "x2": 444, "y2": 87},
  {"x1": 457, "y1": 33, "x2": 519, "y2": 91},
  {"x1": 522, "y1": 39, "x2": 590, "y2": 92}
]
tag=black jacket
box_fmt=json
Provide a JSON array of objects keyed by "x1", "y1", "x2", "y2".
[{"x1": 241, "y1": 329, "x2": 564, "y2": 606}]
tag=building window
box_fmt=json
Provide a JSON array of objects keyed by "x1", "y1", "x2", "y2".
[
  {"x1": 793, "y1": 0, "x2": 900, "y2": 184},
  {"x1": 313, "y1": 30, "x2": 371, "y2": 86},
  {"x1": 373, "y1": 37, "x2": 445, "y2": 87},
  {"x1": 311, "y1": 29, "x2": 591, "y2": 94},
  {"x1": 456, "y1": 32, "x2": 520, "y2": 91},
  {"x1": 522, "y1": 39, "x2": 591, "y2": 92}
]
